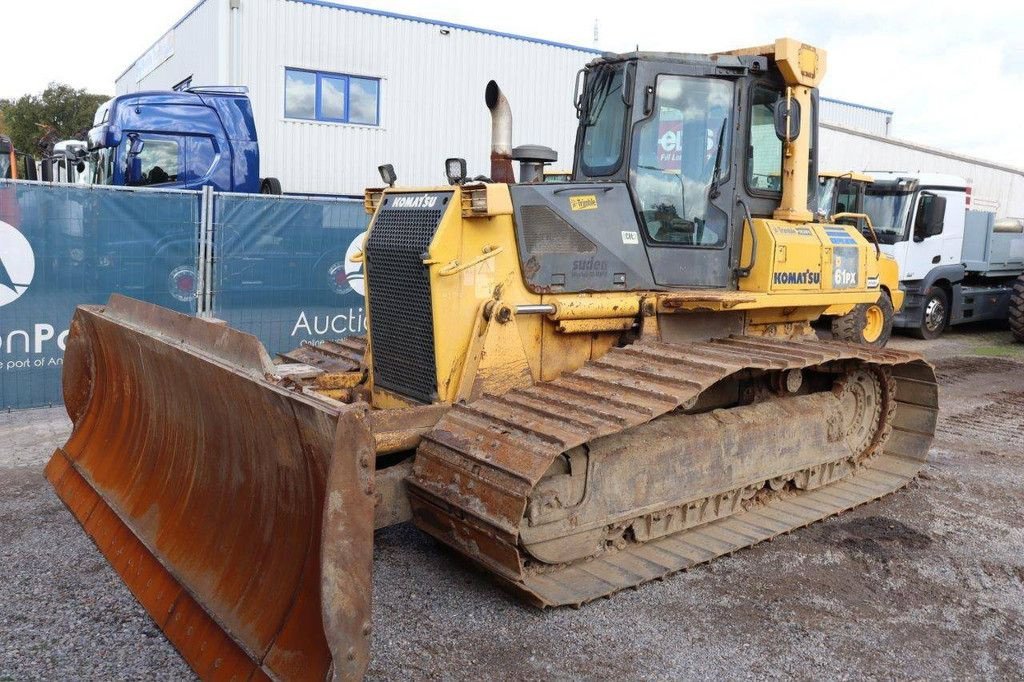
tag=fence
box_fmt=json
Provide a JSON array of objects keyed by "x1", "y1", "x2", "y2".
[{"x1": 0, "y1": 180, "x2": 368, "y2": 410}]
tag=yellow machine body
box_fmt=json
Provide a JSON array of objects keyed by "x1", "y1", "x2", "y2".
[
  {"x1": 364, "y1": 180, "x2": 898, "y2": 408},
  {"x1": 45, "y1": 37, "x2": 939, "y2": 682}
]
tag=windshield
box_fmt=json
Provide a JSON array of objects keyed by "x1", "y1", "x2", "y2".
[
  {"x1": 817, "y1": 177, "x2": 837, "y2": 217},
  {"x1": 580, "y1": 65, "x2": 627, "y2": 176},
  {"x1": 863, "y1": 189, "x2": 913, "y2": 243},
  {"x1": 630, "y1": 75, "x2": 733, "y2": 246},
  {"x1": 92, "y1": 148, "x2": 115, "y2": 185},
  {"x1": 0, "y1": 154, "x2": 10, "y2": 180}
]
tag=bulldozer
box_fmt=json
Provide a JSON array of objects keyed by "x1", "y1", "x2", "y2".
[
  {"x1": 46, "y1": 39, "x2": 938, "y2": 680},
  {"x1": 816, "y1": 170, "x2": 899, "y2": 346}
]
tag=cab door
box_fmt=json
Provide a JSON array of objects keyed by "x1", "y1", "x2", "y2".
[
  {"x1": 630, "y1": 73, "x2": 736, "y2": 289},
  {"x1": 902, "y1": 189, "x2": 960, "y2": 280}
]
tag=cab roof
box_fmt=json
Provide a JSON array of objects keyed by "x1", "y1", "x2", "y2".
[{"x1": 820, "y1": 170, "x2": 874, "y2": 183}]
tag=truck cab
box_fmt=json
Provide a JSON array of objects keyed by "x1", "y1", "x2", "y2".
[
  {"x1": 40, "y1": 140, "x2": 92, "y2": 184},
  {"x1": 87, "y1": 88, "x2": 276, "y2": 193},
  {"x1": 864, "y1": 171, "x2": 1024, "y2": 338},
  {"x1": 0, "y1": 135, "x2": 38, "y2": 181}
]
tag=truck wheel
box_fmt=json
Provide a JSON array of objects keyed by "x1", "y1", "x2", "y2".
[
  {"x1": 831, "y1": 292, "x2": 894, "y2": 347},
  {"x1": 908, "y1": 286, "x2": 949, "y2": 340},
  {"x1": 1010, "y1": 273, "x2": 1024, "y2": 343},
  {"x1": 260, "y1": 177, "x2": 283, "y2": 195}
]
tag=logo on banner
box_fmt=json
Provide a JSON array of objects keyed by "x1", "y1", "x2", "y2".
[
  {"x1": 657, "y1": 122, "x2": 682, "y2": 166},
  {"x1": 0, "y1": 220, "x2": 35, "y2": 307},
  {"x1": 327, "y1": 231, "x2": 367, "y2": 297}
]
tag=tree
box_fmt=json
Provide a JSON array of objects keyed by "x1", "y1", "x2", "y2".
[{"x1": 0, "y1": 83, "x2": 109, "y2": 154}]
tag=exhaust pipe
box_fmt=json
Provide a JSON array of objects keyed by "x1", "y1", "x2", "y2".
[{"x1": 485, "y1": 80, "x2": 515, "y2": 183}]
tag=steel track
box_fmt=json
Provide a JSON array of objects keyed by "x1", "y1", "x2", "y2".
[{"x1": 407, "y1": 336, "x2": 938, "y2": 606}]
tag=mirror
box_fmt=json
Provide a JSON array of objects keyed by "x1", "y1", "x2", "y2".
[
  {"x1": 773, "y1": 96, "x2": 801, "y2": 141},
  {"x1": 913, "y1": 192, "x2": 946, "y2": 241},
  {"x1": 41, "y1": 161, "x2": 53, "y2": 182},
  {"x1": 127, "y1": 134, "x2": 145, "y2": 157}
]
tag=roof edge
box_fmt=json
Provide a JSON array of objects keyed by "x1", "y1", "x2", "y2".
[
  {"x1": 821, "y1": 96, "x2": 893, "y2": 116},
  {"x1": 116, "y1": 0, "x2": 210, "y2": 83},
  {"x1": 285, "y1": 0, "x2": 602, "y2": 54},
  {"x1": 822, "y1": 122, "x2": 1024, "y2": 177}
]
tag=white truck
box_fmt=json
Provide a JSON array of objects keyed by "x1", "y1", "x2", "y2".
[{"x1": 862, "y1": 172, "x2": 1024, "y2": 340}]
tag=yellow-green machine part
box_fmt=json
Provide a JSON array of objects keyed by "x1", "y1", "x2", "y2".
[{"x1": 47, "y1": 38, "x2": 936, "y2": 680}]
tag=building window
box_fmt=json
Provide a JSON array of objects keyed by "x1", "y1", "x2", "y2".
[
  {"x1": 172, "y1": 76, "x2": 193, "y2": 92},
  {"x1": 284, "y1": 68, "x2": 380, "y2": 126}
]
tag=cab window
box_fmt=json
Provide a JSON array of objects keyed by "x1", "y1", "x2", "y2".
[
  {"x1": 747, "y1": 85, "x2": 783, "y2": 193},
  {"x1": 580, "y1": 66, "x2": 628, "y2": 176},
  {"x1": 131, "y1": 135, "x2": 181, "y2": 186}
]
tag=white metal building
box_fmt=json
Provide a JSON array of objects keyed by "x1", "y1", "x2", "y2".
[
  {"x1": 820, "y1": 123, "x2": 1024, "y2": 218},
  {"x1": 116, "y1": 0, "x2": 600, "y2": 195},
  {"x1": 118, "y1": 1, "x2": 1024, "y2": 212}
]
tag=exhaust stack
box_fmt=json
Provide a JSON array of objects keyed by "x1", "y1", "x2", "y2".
[{"x1": 485, "y1": 80, "x2": 515, "y2": 183}]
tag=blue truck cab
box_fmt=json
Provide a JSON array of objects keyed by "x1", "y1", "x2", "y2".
[{"x1": 87, "y1": 87, "x2": 280, "y2": 194}]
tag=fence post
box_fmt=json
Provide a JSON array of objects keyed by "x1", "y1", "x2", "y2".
[{"x1": 197, "y1": 186, "x2": 215, "y2": 318}]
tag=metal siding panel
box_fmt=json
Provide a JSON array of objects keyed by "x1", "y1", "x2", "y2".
[
  {"x1": 821, "y1": 127, "x2": 1024, "y2": 219},
  {"x1": 237, "y1": 0, "x2": 589, "y2": 196},
  {"x1": 820, "y1": 98, "x2": 891, "y2": 137},
  {"x1": 115, "y1": 0, "x2": 222, "y2": 95}
]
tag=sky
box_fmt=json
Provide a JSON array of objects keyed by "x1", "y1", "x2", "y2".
[{"x1": 4, "y1": 0, "x2": 1023, "y2": 167}]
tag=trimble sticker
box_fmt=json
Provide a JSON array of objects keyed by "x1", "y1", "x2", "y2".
[{"x1": 569, "y1": 195, "x2": 598, "y2": 211}]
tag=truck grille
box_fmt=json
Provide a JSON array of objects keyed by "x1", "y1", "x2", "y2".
[{"x1": 365, "y1": 198, "x2": 448, "y2": 403}]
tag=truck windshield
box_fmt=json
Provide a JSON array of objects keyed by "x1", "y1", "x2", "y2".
[
  {"x1": 863, "y1": 188, "x2": 912, "y2": 243},
  {"x1": 0, "y1": 155, "x2": 10, "y2": 179}
]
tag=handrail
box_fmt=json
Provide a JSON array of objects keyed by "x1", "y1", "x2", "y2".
[
  {"x1": 736, "y1": 198, "x2": 757, "y2": 278},
  {"x1": 437, "y1": 246, "x2": 503, "y2": 276},
  {"x1": 831, "y1": 212, "x2": 880, "y2": 258}
]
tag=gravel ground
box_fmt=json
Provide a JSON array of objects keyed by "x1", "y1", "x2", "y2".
[{"x1": 2, "y1": 323, "x2": 1023, "y2": 680}]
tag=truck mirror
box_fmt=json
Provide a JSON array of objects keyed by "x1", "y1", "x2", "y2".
[
  {"x1": 913, "y1": 193, "x2": 946, "y2": 242},
  {"x1": 24, "y1": 156, "x2": 38, "y2": 181},
  {"x1": 127, "y1": 134, "x2": 145, "y2": 157},
  {"x1": 41, "y1": 161, "x2": 53, "y2": 182},
  {"x1": 773, "y1": 96, "x2": 801, "y2": 142}
]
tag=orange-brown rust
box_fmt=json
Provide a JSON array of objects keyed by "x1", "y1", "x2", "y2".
[{"x1": 46, "y1": 297, "x2": 375, "y2": 681}]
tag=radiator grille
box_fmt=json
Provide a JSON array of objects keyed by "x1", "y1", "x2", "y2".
[
  {"x1": 520, "y1": 205, "x2": 597, "y2": 254},
  {"x1": 365, "y1": 200, "x2": 447, "y2": 403}
]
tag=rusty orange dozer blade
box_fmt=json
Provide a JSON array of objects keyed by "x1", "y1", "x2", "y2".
[{"x1": 44, "y1": 295, "x2": 375, "y2": 681}]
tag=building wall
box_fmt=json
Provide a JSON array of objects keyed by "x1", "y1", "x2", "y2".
[
  {"x1": 820, "y1": 124, "x2": 1024, "y2": 219},
  {"x1": 114, "y1": 1, "x2": 1024, "y2": 215},
  {"x1": 118, "y1": 0, "x2": 596, "y2": 195},
  {"x1": 116, "y1": 0, "x2": 224, "y2": 95},
  {"x1": 820, "y1": 97, "x2": 892, "y2": 137},
  {"x1": 237, "y1": 0, "x2": 594, "y2": 195}
]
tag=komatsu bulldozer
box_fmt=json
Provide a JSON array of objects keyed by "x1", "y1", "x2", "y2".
[
  {"x1": 816, "y1": 170, "x2": 898, "y2": 346},
  {"x1": 46, "y1": 39, "x2": 937, "y2": 680}
]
